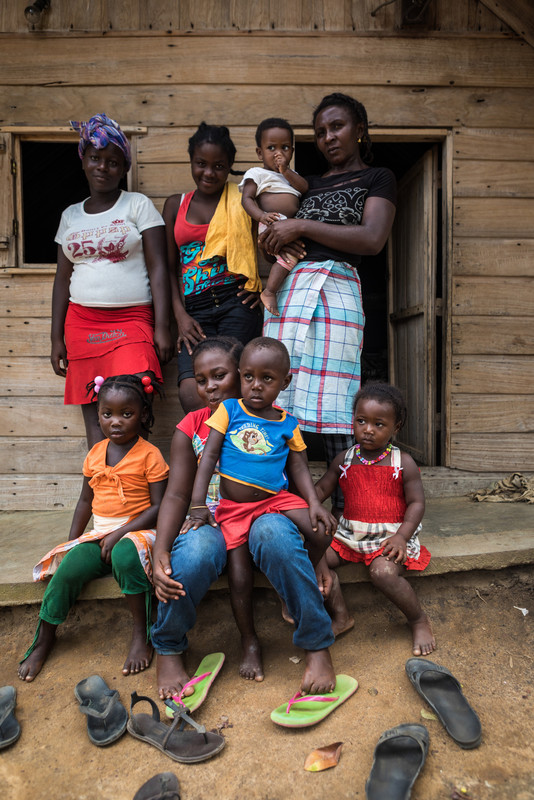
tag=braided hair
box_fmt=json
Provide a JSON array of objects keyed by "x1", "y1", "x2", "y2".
[
  {"x1": 188, "y1": 122, "x2": 242, "y2": 175},
  {"x1": 352, "y1": 381, "x2": 407, "y2": 429},
  {"x1": 312, "y1": 93, "x2": 373, "y2": 165},
  {"x1": 90, "y1": 374, "x2": 157, "y2": 433}
]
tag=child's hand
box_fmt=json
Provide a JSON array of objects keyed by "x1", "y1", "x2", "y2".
[
  {"x1": 99, "y1": 531, "x2": 122, "y2": 564},
  {"x1": 309, "y1": 502, "x2": 337, "y2": 536},
  {"x1": 180, "y1": 506, "x2": 216, "y2": 534},
  {"x1": 260, "y1": 211, "x2": 282, "y2": 225},
  {"x1": 382, "y1": 534, "x2": 407, "y2": 564},
  {"x1": 274, "y1": 152, "x2": 289, "y2": 173}
]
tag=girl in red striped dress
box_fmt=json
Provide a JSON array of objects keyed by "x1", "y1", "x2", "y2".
[{"x1": 315, "y1": 382, "x2": 435, "y2": 657}]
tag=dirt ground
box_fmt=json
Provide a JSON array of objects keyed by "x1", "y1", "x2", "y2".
[{"x1": 1, "y1": 565, "x2": 533, "y2": 800}]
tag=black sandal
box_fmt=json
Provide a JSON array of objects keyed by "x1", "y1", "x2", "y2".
[{"x1": 126, "y1": 692, "x2": 225, "y2": 763}]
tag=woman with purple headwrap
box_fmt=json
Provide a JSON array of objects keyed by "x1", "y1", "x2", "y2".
[{"x1": 51, "y1": 114, "x2": 173, "y2": 447}]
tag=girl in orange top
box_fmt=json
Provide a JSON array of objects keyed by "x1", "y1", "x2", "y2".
[{"x1": 19, "y1": 375, "x2": 169, "y2": 683}]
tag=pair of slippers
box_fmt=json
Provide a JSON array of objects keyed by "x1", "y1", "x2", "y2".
[
  {"x1": 365, "y1": 659, "x2": 482, "y2": 799},
  {"x1": 0, "y1": 686, "x2": 21, "y2": 749},
  {"x1": 75, "y1": 655, "x2": 227, "y2": 763}
]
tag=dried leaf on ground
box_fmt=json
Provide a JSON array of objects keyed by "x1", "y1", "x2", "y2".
[
  {"x1": 421, "y1": 708, "x2": 438, "y2": 721},
  {"x1": 304, "y1": 741, "x2": 343, "y2": 772}
]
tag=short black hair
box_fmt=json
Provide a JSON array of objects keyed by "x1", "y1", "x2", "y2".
[
  {"x1": 241, "y1": 336, "x2": 291, "y2": 375},
  {"x1": 255, "y1": 118, "x2": 294, "y2": 148},
  {"x1": 312, "y1": 93, "x2": 373, "y2": 165},
  {"x1": 352, "y1": 381, "x2": 407, "y2": 428}
]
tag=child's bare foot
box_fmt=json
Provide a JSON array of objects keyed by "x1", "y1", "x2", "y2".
[
  {"x1": 260, "y1": 289, "x2": 280, "y2": 317},
  {"x1": 239, "y1": 635, "x2": 264, "y2": 682},
  {"x1": 157, "y1": 653, "x2": 195, "y2": 699},
  {"x1": 280, "y1": 599, "x2": 295, "y2": 625},
  {"x1": 409, "y1": 612, "x2": 436, "y2": 656},
  {"x1": 300, "y1": 649, "x2": 336, "y2": 695},
  {"x1": 17, "y1": 622, "x2": 56, "y2": 682},
  {"x1": 122, "y1": 627, "x2": 153, "y2": 675},
  {"x1": 325, "y1": 571, "x2": 354, "y2": 638}
]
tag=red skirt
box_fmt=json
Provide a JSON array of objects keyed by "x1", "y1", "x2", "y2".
[
  {"x1": 63, "y1": 303, "x2": 163, "y2": 405},
  {"x1": 331, "y1": 538, "x2": 431, "y2": 571}
]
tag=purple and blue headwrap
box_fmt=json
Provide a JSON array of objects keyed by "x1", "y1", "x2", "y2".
[{"x1": 70, "y1": 113, "x2": 132, "y2": 171}]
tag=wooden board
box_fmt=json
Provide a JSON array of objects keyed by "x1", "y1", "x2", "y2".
[
  {"x1": 450, "y1": 394, "x2": 534, "y2": 433},
  {"x1": 137, "y1": 127, "x2": 259, "y2": 163},
  {"x1": 3, "y1": 86, "x2": 534, "y2": 130},
  {"x1": 452, "y1": 276, "x2": 534, "y2": 316},
  {"x1": 0, "y1": 276, "x2": 54, "y2": 316},
  {"x1": 452, "y1": 356, "x2": 534, "y2": 393},
  {"x1": 453, "y1": 160, "x2": 534, "y2": 197},
  {"x1": 452, "y1": 317, "x2": 534, "y2": 355},
  {"x1": 0, "y1": 318, "x2": 51, "y2": 356},
  {"x1": 452, "y1": 128, "x2": 534, "y2": 161},
  {"x1": 450, "y1": 434, "x2": 534, "y2": 471},
  {"x1": 0, "y1": 0, "x2": 514, "y2": 35},
  {"x1": 2, "y1": 36, "x2": 533, "y2": 88},
  {"x1": 453, "y1": 198, "x2": 534, "y2": 237},
  {"x1": 453, "y1": 238, "x2": 534, "y2": 276}
]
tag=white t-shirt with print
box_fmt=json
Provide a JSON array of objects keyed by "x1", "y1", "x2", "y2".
[{"x1": 55, "y1": 190, "x2": 163, "y2": 308}]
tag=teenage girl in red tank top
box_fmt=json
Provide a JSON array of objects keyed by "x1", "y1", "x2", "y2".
[{"x1": 315, "y1": 382, "x2": 436, "y2": 657}]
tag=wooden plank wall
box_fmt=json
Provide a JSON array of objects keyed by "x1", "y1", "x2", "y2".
[{"x1": 0, "y1": 0, "x2": 533, "y2": 508}]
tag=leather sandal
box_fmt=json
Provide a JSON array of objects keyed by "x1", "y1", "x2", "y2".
[{"x1": 127, "y1": 692, "x2": 225, "y2": 763}]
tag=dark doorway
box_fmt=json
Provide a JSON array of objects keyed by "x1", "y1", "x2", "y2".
[{"x1": 20, "y1": 141, "x2": 127, "y2": 264}]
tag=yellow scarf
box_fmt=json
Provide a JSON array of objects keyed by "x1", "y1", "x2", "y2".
[{"x1": 202, "y1": 182, "x2": 261, "y2": 292}]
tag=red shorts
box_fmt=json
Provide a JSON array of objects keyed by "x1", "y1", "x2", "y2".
[
  {"x1": 63, "y1": 303, "x2": 162, "y2": 405},
  {"x1": 215, "y1": 490, "x2": 308, "y2": 551},
  {"x1": 331, "y1": 538, "x2": 431, "y2": 571}
]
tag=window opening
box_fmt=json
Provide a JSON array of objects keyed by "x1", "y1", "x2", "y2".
[{"x1": 20, "y1": 140, "x2": 127, "y2": 265}]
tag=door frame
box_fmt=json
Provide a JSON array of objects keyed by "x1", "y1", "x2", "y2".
[{"x1": 372, "y1": 128, "x2": 453, "y2": 466}]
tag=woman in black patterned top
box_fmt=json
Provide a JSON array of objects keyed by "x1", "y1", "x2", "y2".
[{"x1": 262, "y1": 93, "x2": 397, "y2": 510}]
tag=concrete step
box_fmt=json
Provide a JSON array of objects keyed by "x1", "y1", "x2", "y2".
[{"x1": 1, "y1": 496, "x2": 533, "y2": 606}]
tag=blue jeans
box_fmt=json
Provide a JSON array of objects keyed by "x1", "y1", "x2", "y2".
[{"x1": 151, "y1": 515, "x2": 334, "y2": 655}]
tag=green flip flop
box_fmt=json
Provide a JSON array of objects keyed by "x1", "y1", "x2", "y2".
[
  {"x1": 271, "y1": 674, "x2": 358, "y2": 728},
  {"x1": 165, "y1": 653, "x2": 225, "y2": 718}
]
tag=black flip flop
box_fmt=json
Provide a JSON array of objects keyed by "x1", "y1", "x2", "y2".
[
  {"x1": 133, "y1": 772, "x2": 180, "y2": 800},
  {"x1": 366, "y1": 723, "x2": 429, "y2": 800},
  {"x1": 74, "y1": 675, "x2": 128, "y2": 746},
  {"x1": 127, "y1": 692, "x2": 225, "y2": 763},
  {"x1": 405, "y1": 658, "x2": 482, "y2": 749},
  {"x1": 0, "y1": 686, "x2": 21, "y2": 750}
]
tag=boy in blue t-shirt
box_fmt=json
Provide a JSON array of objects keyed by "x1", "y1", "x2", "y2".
[{"x1": 182, "y1": 336, "x2": 335, "y2": 683}]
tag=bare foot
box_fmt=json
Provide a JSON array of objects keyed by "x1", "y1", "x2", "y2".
[
  {"x1": 156, "y1": 653, "x2": 195, "y2": 699},
  {"x1": 122, "y1": 627, "x2": 153, "y2": 675},
  {"x1": 409, "y1": 612, "x2": 436, "y2": 656},
  {"x1": 280, "y1": 599, "x2": 295, "y2": 625},
  {"x1": 300, "y1": 649, "x2": 336, "y2": 695},
  {"x1": 332, "y1": 616, "x2": 355, "y2": 638},
  {"x1": 325, "y1": 571, "x2": 354, "y2": 638},
  {"x1": 260, "y1": 289, "x2": 280, "y2": 317},
  {"x1": 239, "y1": 635, "x2": 264, "y2": 682},
  {"x1": 18, "y1": 622, "x2": 56, "y2": 682}
]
